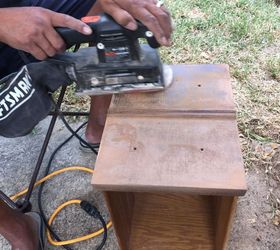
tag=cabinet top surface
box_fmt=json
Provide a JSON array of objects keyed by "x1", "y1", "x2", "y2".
[
  {"x1": 109, "y1": 64, "x2": 235, "y2": 114},
  {"x1": 92, "y1": 64, "x2": 247, "y2": 196}
]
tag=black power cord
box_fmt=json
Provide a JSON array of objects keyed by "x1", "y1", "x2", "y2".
[
  {"x1": 38, "y1": 121, "x2": 86, "y2": 250},
  {"x1": 37, "y1": 113, "x2": 107, "y2": 250},
  {"x1": 60, "y1": 114, "x2": 98, "y2": 155},
  {"x1": 80, "y1": 201, "x2": 107, "y2": 250}
]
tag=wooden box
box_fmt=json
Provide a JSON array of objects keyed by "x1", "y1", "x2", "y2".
[{"x1": 92, "y1": 65, "x2": 247, "y2": 250}]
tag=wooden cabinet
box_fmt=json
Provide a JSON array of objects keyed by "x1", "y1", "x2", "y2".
[{"x1": 92, "y1": 65, "x2": 247, "y2": 250}]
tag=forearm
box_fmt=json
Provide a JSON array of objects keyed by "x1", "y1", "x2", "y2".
[{"x1": 0, "y1": 7, "x2": 91, "y2": 60}]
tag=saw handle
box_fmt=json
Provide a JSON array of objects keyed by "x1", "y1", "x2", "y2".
[{"x1": 55, "y1": 14, "x2": 160, "y2": 49}]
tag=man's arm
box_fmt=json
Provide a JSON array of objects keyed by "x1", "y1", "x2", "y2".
[
  {"x1": 0, "y1": 7, "x2": 92, "y2": 60},
  {"x1": 0, "y1": 1, "x2": 172, "y2": 61}
]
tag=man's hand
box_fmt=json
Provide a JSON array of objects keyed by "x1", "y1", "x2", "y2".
[
  {"x1": 0, "y1": 7, "x2": 92, "y2": 60},
  {"x1": 98, "y1": 0, "x2": 172, "y2": 46}
]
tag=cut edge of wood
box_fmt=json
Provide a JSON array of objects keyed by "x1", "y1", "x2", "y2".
[{"x1": 92, "y1": 182, "x2": 247, "y2": 196}]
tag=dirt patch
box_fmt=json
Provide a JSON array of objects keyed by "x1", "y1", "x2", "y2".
[{"x1": 229, "y1": 170, "x2": 280, "y2": 250}]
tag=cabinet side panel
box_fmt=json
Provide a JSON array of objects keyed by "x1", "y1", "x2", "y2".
[
  {"x1": 104, "y1": 192, "x2": 135, "y2": 250},
  {"x1": 214, "y1": 196, "x2": 237, "y2": 250}
]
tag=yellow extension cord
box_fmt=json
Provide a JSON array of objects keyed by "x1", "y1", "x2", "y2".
[{"x1": 10, "y1": 166, "x2": 112, "y2": 246}]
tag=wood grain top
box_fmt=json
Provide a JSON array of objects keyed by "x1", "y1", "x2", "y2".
[
  {"x1": 109, "y1": 64, "x2": 235, "y2": 115},
  {"x1": 92, "y1": 64, "x2": 247, "y2": 196}
]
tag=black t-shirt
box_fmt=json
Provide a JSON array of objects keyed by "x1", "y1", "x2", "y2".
[{"x1": 0, "y1": 0, "x2": 30, "y2": 7}]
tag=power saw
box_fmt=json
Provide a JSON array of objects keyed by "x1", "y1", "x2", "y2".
[{"x1": 54, "y1": 13, "x2": 173, "y2": 95}]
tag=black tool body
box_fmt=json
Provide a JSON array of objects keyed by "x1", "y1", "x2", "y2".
[
  {"x1": 56, "y1": 14, "x2": 160, "y2": 48},
  {"x1": 54, "y1": 13, "x2": 165, "y2": 95}
]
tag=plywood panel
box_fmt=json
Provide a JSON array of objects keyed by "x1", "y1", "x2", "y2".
[{"x1": 129, "y1": 193, "x2": 215, "y2": 250}]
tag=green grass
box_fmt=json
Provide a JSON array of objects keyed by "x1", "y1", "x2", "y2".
[
  {"x1": 162, "y1": 0, "x2": 279, "y2": 67},
  {"x1": 162, "y1": 0, "x2": 280, "y2": 85}
]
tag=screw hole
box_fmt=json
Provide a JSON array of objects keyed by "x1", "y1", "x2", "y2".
[
  {"x1": 198, "y1": 84, "x2": 202, "y2": 87},
  {"x1": 133, "y1": 147, "x2": 137, "y2": 151},
  {"x1": 200, "y1": 148, "x2": 204, "y2": 152}
]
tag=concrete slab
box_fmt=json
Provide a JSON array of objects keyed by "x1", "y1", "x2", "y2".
[{"x1": 0, "y1": 117, "x2": 118, "y2": 250}]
